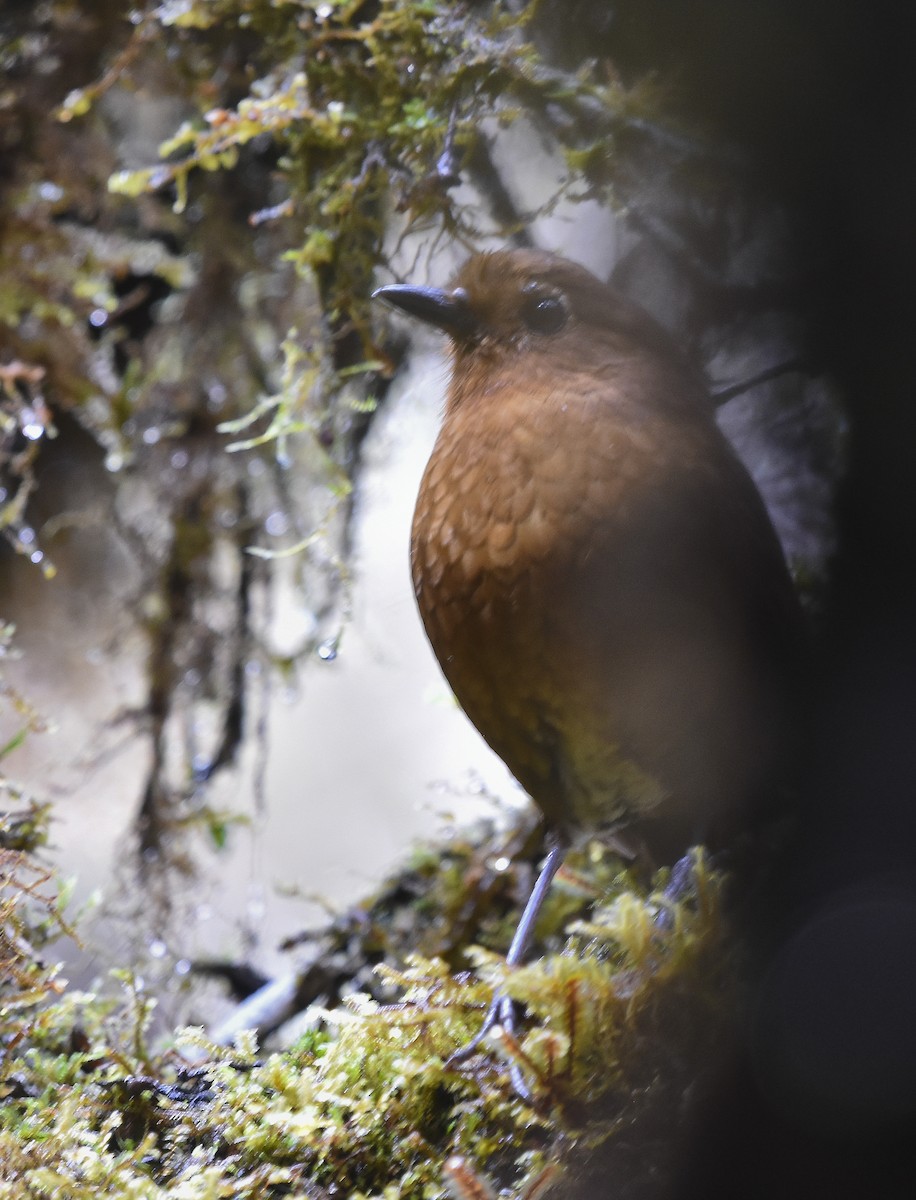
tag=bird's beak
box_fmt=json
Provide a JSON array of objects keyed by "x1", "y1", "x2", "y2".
[{"x1": 372, "y1": 283, "x2": 479, "y2": 339}]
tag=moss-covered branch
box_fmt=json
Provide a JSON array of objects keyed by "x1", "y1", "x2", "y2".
[{"x1": 0, "y1": 840, "x2": 736, "y2": 1198}]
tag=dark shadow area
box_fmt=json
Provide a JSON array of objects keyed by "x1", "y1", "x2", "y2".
[{"x1": 590, "y1": 3, "x2": 916, "y2": 1196}]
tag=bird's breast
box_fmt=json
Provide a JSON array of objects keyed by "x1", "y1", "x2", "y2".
[
  {"x1": 410, "y1": 379, "x2": 679, "y2": 830},
  {"x1": 408, "y1": 358, "x2": 800, "y2": 853}
]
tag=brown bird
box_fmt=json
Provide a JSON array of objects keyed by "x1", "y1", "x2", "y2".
[{"x1": 374, "y1": 248, "x2": 803, "y2": 1068}]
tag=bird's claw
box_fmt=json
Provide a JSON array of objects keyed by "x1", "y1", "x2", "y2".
[
  {"x1": 446, "y1": 992, "x2": 536, "y2": 1100},
  {"x1": 446, "y1": 991, "x2": 514, "y2": 1066}
]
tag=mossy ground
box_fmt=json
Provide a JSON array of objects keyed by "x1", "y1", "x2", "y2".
[{"x1": 2, "y1": 804, "x2": 738, "y2": 1199}]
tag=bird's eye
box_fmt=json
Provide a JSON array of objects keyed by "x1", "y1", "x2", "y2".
[{"x1": 520, "y1": 284, "x2": 569, "y2": 335}]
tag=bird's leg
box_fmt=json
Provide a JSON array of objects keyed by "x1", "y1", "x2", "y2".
[
  {"x1": 447, "y1": 839, "x2": 566, "y2": 1073},
  {"x1": 504, "y1": 839, "x2": 567, "y2": 968}
]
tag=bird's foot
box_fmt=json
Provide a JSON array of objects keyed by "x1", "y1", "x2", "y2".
[
  {"x1": 446, "y1": 991, "x2": 535, "y2": 1100},
  {"x1": 446, "y1": 842, "x2": 567, "y2": 1101},
  {"x1": 446, "y1": 991, "x2": 515, "y2": 1065}
]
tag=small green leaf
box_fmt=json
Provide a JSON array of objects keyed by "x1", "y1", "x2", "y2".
[
  {"x1": 1, "y1": 728, "x2": 28, "y2": 760},
  {"x1": 107, "y1": 167, "x2": 158, "y2": 197}
]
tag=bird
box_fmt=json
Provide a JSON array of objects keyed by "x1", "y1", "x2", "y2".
[{"x1": 373, "y1": 247, "x2": 804, "y2": 1075}]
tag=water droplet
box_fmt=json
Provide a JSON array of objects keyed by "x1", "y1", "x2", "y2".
[
  {"x1": 194, "y1": 903, "x2": 213, "y2": 923},
  {"x1": 142, "y1": 426, "x2": 161, "y2": 445},
  {"x1": 264, "y1": 510, "x2": 289, "y2": 537},
  {"x1": 170, "y1": 449, "x2": 189, "y2": 469},
  {"x1": 316, "y1": 2, "x2": 333, "y2": 18},
  {"x1": 22, "y1": 419, "x2": 44, "y2": 441},
  {"x1": 18, "y1": 526, "x2": 35, "y2": 546},
  {"x1": 105, "y1": 452, "x2": 124, "y2": 473},
  {"x1": 317, "y1": 638, "x2": 338, "y2": 662},
  {"x1": 38, "y1": 181, "x2": 64, "y2": 202},
  {"x1": 174, "y1": 958, "x2": 191, "y2": 977},
  {"x1": 247, "y1": 888, "x2": 267, "y2": 921},
  {"x1": 148, "y1": 938, "x2": 167, "y2": 959},
  {"x1": 206, "y1": 380, "x2": 227, "y2": 410},
  {"x1": 192, "y1": 753, "x2": 211, "y2": 777},
  {"x1": 89, "y1": 308, "x2": 108, "y2": 327},
  {"x1": 29, "y1": 550, "x2": 44, "y2": 565}
]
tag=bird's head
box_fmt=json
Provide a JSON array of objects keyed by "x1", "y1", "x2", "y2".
[{"x1": 373, "y1": 248, "x2": 691, "y2": 377}]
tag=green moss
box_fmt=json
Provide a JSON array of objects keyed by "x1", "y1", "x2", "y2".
[
  {"x1": 66, "y1": 0, "x2": 651, "y2": 447},
  {"x1": 0, "y1": 841, "x2": 736, "y2": 1198}
]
